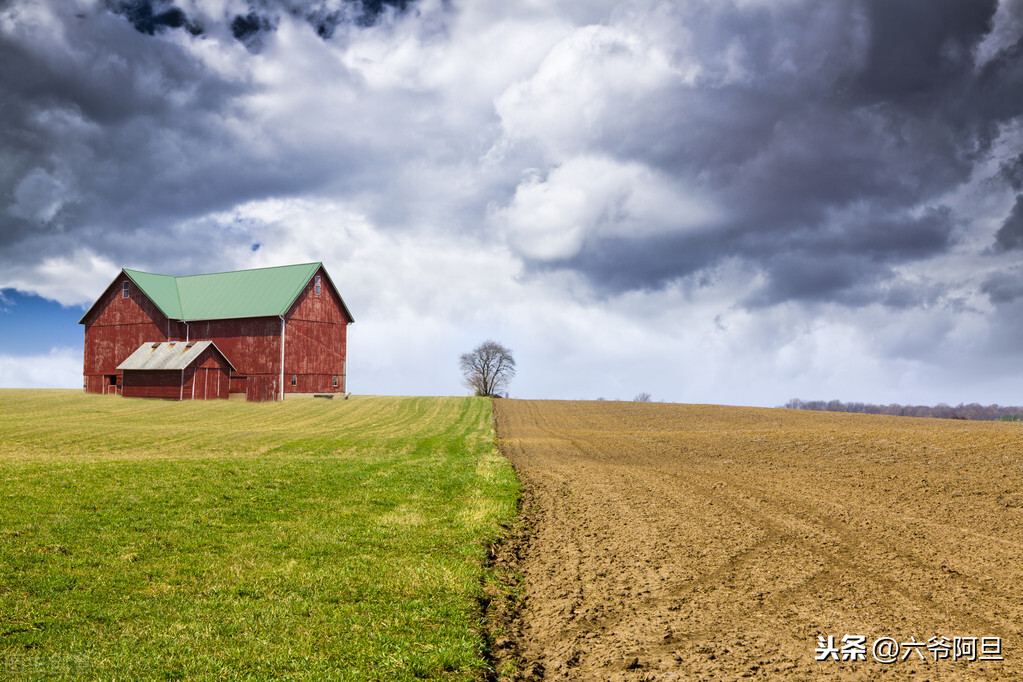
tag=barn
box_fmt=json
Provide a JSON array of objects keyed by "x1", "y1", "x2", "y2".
[{"x1": 80, "y1": 262, "x2": 353, "y2": 401}]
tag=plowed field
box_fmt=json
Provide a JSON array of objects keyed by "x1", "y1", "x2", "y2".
[{"x1": 490, "y1": 400, "x2": 1023, "y2": 680}]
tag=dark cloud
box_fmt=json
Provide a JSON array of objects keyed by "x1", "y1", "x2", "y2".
[
  {"x1": 354, "y1": 0, "x2": 414, "y2": 27},
  {"x1": 743, "y1": 206, "x2": 956, "y2": 307},
  {"x1": 993, "y1": 194, "x2": 1023, "y2": 252},
  {"x1": 551, "y1": 204, "x2": 956, "y2": 307},
  {"x1": 263, "y1": 0, "x2": 418, "y2": 33},
  {"x1": 975, "y1": 20, "x2": 1023, "y2": 123},
  {"x1": 501, "y1": 0, "x2": 1020, "y2": 309},
  {"x1": 1000, "y1": 153, "x2": 1023, "y2": 191},
  {"x1": 852, "y1": 0, "x2": 996, "y2": 103},
  {"x1": 0, "y1": 3, "x2": 291, "y2": 270},
  {"x1": 307, "y1": 8, "x2": 345, "y2": 39},
  {"x1": 982, "y1": 267, "x2": 1023, "y2": 304},
  {"x1": 106, "y1": 1, "x2": 202, "y2": 36},
  {"x1": 0, "y1": 0, "x2": 447, "y2": 290},
  {"x1": 107, "y1": 0, "x2": 419, "y2": 48},
  {"x1": 230, "y1": 11, "x2": 276, "y2": 49},
  {"x1": 745, "y1": 253, "x2": 872, "y2": 308},
  {"x1": 1, "y1": 0, "x2": 1020, "y2": 318}
]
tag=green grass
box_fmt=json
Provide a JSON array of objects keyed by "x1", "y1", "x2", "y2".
[{"x1": 0, "y1": 390, "x2": 518, "y2": 680}]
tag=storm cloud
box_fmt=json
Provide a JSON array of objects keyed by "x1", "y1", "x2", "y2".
[
  {"x1": 2, "y1": 0, "x2": 1023, "y2": 404},
  {"x1": 491, "y1": 0, "x2": 1022, "y2": 306},
  {"x1": 106, "y1": 0, "x2": 414, "y2": 40}
]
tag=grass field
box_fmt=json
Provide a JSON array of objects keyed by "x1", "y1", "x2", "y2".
[{"x1": 0, "y1": 390, "x2": 518, "y2": 680}]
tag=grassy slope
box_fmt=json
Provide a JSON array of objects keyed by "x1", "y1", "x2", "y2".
[{"x1": 0, "y1": 391, "x2": 518, "y2": 680}]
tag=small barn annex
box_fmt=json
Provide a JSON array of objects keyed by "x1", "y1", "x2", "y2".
[
  {"x1": 80, "y1": 262, "x2": 353, "y2": 401},
  {"x1": 118, "y1": 341, "x2": 235, "y2": 400}
]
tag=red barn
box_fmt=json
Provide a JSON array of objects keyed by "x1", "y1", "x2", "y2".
[{"x1": 79, "y1": 263, "x2": 353, "y2": 401}]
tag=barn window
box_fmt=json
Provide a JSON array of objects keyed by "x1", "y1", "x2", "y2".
[
  {"x1": 122, "y1": 281, "x2": 130, "y2": 298},
  {"x1": 292, "y1": 375, "x2": 297, "y2": 387},
  {"x1": 314, "y1": 275, "x2": 321, "y2": 296},
  {"x1": 333, "y1": 376, "x2": 338, "y2": 388}
]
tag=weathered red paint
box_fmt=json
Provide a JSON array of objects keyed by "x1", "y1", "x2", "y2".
[
  {"x1": 121, "y1": 369, "x2": 181, "y2": 399},
  {"x1": 282, "y1": 267, "x2": 349, "y2": 394},
  {"x1": 246, "y1": 376, "x2": 278, "y2": 402},
  {"x1": 82, "y1": 265, "x2": 351, "y2": 401},
  {"x1": 193, "y1": 316, "x2": 281, "y2": 383},
  {"x1": 178, "y1": 347, "x2": 232, "y2": 400},
  {"x1": 82, "y1": 273, "x2": 185, "y2": 395}
]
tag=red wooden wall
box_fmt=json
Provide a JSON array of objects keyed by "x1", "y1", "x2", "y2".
[
  {"x1": 121, "y1": 370, "x2": 182, "y2": 399},
  {"x1": 82, "y1": 273, "x2": 185, "y2": 394},
  {"x1": 282, "y1": 266, "x2": 350, "y2": 394},
  {"x1": 181, "y1": 348, "x2": 232, "y2": 400},
  {"x1": 187, "y1": 317, "x2": 281, "y2": 394},
  {"x1": 246, "y1": 376, "x2": 278, "y2": 402}
]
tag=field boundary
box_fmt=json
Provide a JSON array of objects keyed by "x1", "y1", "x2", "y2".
[{"x1": 479, "y1": 476, "x2": 535, "y2": 681}]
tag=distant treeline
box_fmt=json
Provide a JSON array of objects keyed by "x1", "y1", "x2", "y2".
[{"x1": 783, "y1": 399, "x2": 1023, "y2": 422}]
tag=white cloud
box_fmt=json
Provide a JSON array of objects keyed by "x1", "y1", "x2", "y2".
[
  {"x1": 494, "y1": 23, "x2": 680, "y2": 158},
  {"x1": 1, "y1": 249, "x2": 119, "y2": 307},
  {"x1": 195, "y1": 195, "x2": 527, "y2": 396},
  {"x1": 0, "y1": 347, "x2": 82, "y2": 389},
  {"x1": 491, "y1": 155, "x2": 720, "y2": 261}
]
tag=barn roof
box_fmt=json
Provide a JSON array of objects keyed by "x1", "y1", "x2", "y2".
[
  {"x1": 117, "y1": 341, "x2": 236, "y2": 371},
  {"x1": 80, "y1": 262, "x2": 353, "y2": 324}
]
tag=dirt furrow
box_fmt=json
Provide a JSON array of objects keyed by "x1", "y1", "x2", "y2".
[{"x1": 489, "y1": 399, "x2": 1023, "y2": 680}]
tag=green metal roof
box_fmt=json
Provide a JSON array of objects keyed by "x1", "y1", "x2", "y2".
[
  {"x1": 122, "y1": 270, "x2": 183, "y2": 319},
  {"x1": 82, "y1": 262, "x2": 352, "y2": 323},
  {"x1": 149, "y1": 262, "x2": 320, "y2": 321}
]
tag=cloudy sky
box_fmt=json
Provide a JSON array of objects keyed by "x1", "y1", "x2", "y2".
[{"x1": 2, "y1": 0, "x2": 1023, "y2": 406}]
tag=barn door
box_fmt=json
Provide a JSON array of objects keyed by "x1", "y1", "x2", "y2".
[{"x1": 202, "y1": 367, "x2": 225, "y2": 400}]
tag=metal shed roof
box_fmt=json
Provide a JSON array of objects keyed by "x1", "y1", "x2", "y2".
[{"x1": 117, "y1": 341, "x2": 236, "y2": 371}]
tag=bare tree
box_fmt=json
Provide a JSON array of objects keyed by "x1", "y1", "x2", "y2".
[
  {"x1": 634, "y1": 392, "x2": 652, "y2": 402},
  {"x1": 459, "y1": 340, "x2": 516, "y2": 397}
]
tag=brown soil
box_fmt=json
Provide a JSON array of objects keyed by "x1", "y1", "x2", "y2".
[{"x1": 488, "y1": 400, "x2": 1023, "y2": 680}]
